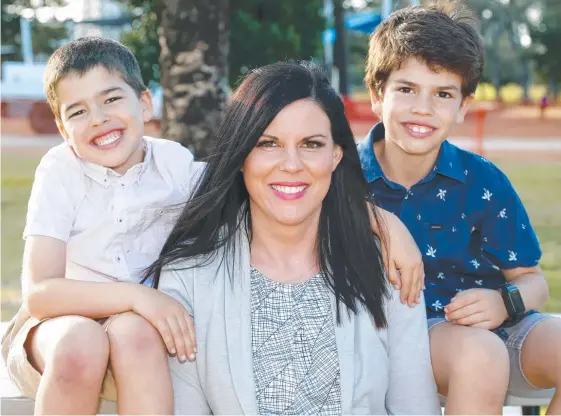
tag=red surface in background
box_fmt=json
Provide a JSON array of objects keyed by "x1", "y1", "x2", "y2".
[{"x1": 2, "y1": 97, "x2": 559, "y2": 139}]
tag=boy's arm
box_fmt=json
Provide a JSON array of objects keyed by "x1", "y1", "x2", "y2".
[
  {"x1": 23, "y1": 235, "x2": 141, "y2": 320},
  {"x1": 444, "y1": 267, "x2": 549, "y2": 330},
  {"x1": 502, "y1": 265, "x2": 549, "y2": 312},
  {"x1": 444, "y1": 267, "x2": 548, "y2": 330},
  {"x1": 23, "y1": 235, "x2": 197, "y2": 361},
  {"x1": 444, "y1": 170, "x2": 546, "y2": 329},
  {"x1": 368, "y1": 204, "x2": 425, "y2": 307}
]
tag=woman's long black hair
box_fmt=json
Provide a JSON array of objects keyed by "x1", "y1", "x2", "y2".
[{"x1": 146, "y1": 61, "x2": 390, "y2": 328}]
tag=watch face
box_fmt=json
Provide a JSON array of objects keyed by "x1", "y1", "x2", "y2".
[
  {"x1": 507, "y1": 286, "x2": 518, "y2": 294},
  {"x1": 505, "y1": 285, "x2": 525, "y2": 315}
]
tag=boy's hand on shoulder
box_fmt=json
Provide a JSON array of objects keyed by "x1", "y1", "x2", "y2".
[
  {"x1": 444, "y1": 288, "x2": 509, "y2": 330},
  {"x1": 132, "y1": 285, "x2": 197, "y2": 362},
  {"x1": 381, "y1": 212, "x2": 425, "y2": 307}
]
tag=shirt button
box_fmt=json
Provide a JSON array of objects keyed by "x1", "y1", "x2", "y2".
[
  {"x1": 116, "y1": 256, "x2": 121, "y2": 262},
  {"x1": 120, "y1": 183, "x2": 125, "y2": 187},
  {"x1": 118, "y1": 219, "x2": 123, "y2": 223}
]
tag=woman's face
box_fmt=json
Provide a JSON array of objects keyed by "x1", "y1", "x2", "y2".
[{"x1": 242, "y1": 99, "x2": 343, "y2": 227}]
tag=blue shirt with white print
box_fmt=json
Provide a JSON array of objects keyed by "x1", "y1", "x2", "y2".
[{"x1": 357, "y1": 123, "x2": 542, "y2": 319}]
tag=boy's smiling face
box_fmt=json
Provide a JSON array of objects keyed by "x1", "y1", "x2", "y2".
[
  {"x1": 55, "y1": 65, "x2": 153, "y2": 174},
  {"x1": 371, "y1": 57, "x2": 472, "y2": 158}
]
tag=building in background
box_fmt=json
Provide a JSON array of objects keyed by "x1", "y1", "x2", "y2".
[{"x1": 72, "y1": 0, "x2": 129, "y2": 41}]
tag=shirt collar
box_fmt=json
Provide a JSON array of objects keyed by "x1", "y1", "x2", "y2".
[
  {"x1": 357, "y1": 123, "x2": 385, "y2": 183},
  {"x1": 357, "y1": 123, "x2": 465, "y2": 185},
  {"x1": 435, "y1": 137, "x2": 466, "y2": 183},
  {"x1": 80, "y1": 138, "x2": 153, "y2": 187}
]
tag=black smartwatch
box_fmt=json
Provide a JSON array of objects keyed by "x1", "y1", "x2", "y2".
[{"x1": 499, "y1": 283, "x2": 526, "y2": 327}]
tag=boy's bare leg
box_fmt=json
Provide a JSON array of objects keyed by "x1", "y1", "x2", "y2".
[
  {"x1": 26, "y1": 316, "x2": 110, "y2": 415},
  {"x1": 106, "y1": 312, "x2": 173, "y2": 415},
  {"x1": 429, "y1": 322, "x2": 509, "y2": 415},
  {"x1": 518, "y1": 318, "x2": 561, "y2": 415}
]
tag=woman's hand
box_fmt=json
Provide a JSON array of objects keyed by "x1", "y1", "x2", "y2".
[{"x1": 369, "y1": 205, "x2": 425, "y2": 307}]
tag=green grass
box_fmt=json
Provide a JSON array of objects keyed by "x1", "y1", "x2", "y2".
[
  {"x1": 495, "y1": 159, "x2": 561, "y2": 313},
  {"x1": 1, "y1": 153, "x2": 560, "y2": 320},
  {"x1": 1, "y1": 153, "x2": 39, "y2": 320}
]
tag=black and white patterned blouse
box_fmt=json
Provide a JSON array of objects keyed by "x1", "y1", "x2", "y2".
[{"x1": 250, "y1": 266, "x2": 342, "y2": 415}]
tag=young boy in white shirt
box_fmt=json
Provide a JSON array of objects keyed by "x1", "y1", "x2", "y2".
[{"x1": 1, "y1": 36, "x2": 202, "y2": 415}]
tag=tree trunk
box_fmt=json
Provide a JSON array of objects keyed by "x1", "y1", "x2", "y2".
[
  {"x1": 159, "y1": 0, "x2": 229, "y2": 158},
  {"x1": 333, "y1": 0, "x2": 349, "y2": 95}
]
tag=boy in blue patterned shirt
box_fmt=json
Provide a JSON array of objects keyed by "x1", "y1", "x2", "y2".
[{"x1": 358, "y1": 1, "x2": 561, "y2": 413}]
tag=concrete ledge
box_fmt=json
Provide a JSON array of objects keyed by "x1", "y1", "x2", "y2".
[
  {"x1": 504, "y1": 390, "x2": 555, "y2": 407},
  {"x1": 2, "y1": 316, "x2": 560, "y2": 414},
  {"x1": 1, "y1": 396, "x2": 117, "y2": 415},
  {"x1": 438, "y1": 388, "x2": 555, "y2": 407}
]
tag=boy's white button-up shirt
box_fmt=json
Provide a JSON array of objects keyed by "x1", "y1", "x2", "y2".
[{"x1": 23, "y1": 137, "x2": 205, "y2": 284}]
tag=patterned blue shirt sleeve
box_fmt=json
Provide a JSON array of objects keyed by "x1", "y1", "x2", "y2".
[{"x1": 479, "y1": 169, "x2": 541, "y2": 270}]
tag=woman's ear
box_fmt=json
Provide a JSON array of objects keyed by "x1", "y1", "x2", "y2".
[{"x1": 332, "y1": 145, "x2": 343, "y2": 171}]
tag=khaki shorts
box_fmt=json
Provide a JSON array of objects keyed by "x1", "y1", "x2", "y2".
[{"x1": 2, "y1": 307, "x2": 118, "y2": 402}]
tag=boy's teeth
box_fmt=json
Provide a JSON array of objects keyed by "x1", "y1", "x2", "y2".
[
  {"x1": 271, "y1": 185, "x2": 307, "y2": 194},
  {"x1": 410, "y1": 125, "x2": 432, "y2": 133},
  {"x1": 94, "y1": 131, "x2": 121, "y2": 146}
]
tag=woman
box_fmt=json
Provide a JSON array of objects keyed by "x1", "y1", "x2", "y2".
[{"x1": 149, "y1": 62, "x2": 440, "y2": 414}]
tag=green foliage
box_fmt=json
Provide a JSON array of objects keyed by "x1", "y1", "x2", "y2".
[
  {"x1": 465, "y1": 0, "x2": 560, "y2": 89},
  {"x1": 118, "y1": 0, "x2": 164, "y2": 85},
  {"x1": 1, "y1": 0, "x2": 67, "y2": 61},
  {"x1": 530, "y1": 1, "x2": 561, "y2": 85},
  {"x1": 229, "y1": 0, "x2": 324, "y2": 86},
  {"x1": 121, "y1": 8, "x2": 161, "y2": 86},
  {"x1": 118, "y1": 0, "x2": 325, "y2": 87}
]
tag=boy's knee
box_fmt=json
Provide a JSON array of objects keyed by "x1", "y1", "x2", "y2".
[
  {"x1": 432, "y1": 325, "x2": 509, "y2": 385},
  {"x1": 106, "y1": 312, "x2": 163, "y2": 358},
  {"x1": 452, "y1": 328, "x2": 509, "y2": 379},
  {"x1": 49, "y1": 318, "x2": 109, "y2": 384}
]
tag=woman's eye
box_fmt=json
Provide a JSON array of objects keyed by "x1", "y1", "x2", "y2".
[
  {"x1": 398, "y1": 87, "x2": 414, "y2": 94},
  {"x1": 303, "y1": 141, "x2": 323, "y2": 149},
  {"x1": 256, "y1": 140, "x2": 277, "y2": 148},
  {"x1": 437, "y1": 91, "x2": 452, "y2": 99}
]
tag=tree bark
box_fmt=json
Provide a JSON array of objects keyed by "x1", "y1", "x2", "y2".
[
  {"x1": 159, "y1": 0, "x2": 229, "y2": 158},
  {"x1": 333, "y1": 0, "x2": 349, "y2": 95}
]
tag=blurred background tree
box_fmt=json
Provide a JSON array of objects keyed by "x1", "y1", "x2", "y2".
[
  {"x1": 529, "y1": 0, "x2": 561, "y2": 97},
  {"x1": 119, "y1": 0, "x2": 324, "y2": 157},
  {"x1": 120, "y1": 0, "x2": 324, "y2": 88},
  {"x1": 5, "y1": 0, "x2": 557, "y2": 155},
  {"x1": 1, "y1": 0, "x2": 68, "y2": 62},
  {"x1": 156, "y1": 0, "x2": 229, "y2": 158}
]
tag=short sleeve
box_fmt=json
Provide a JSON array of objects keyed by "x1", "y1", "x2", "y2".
[
  {"x1": 150, "y1": 138, "x2": 207, "y2": 199},
  {"x1": 23, "y1": 151, "x2": 78, "y2": 242},
  {"x1": 479, "y1": 173, "x2": 541, "y2": 269}
]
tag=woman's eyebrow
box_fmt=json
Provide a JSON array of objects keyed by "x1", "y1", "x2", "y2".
[{"x1": 261, "y1": 133, "x2": 327, "y2": 140}]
